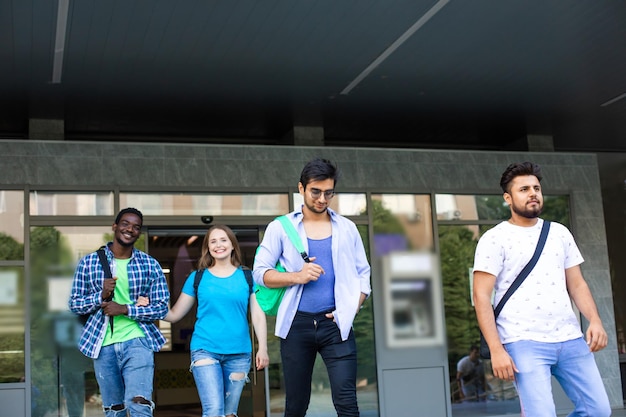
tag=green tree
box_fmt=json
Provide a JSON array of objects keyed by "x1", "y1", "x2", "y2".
[
  {"x1": 0, "y1": 232, "x2": 23, "y2": 260},
  {"x1": 475, "y1": 195, "x2": 509, "y2": 221},
  {"x1": 542, "y1": 195, "x2": 570, "y2": 227},
  {"x1": 439, "y1": 226, "x2": 479, "y2": 357}
]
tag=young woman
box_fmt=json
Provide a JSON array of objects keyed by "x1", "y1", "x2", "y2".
[{"x1": 141, "y1": 224, "x2": 269, "y2": 417}]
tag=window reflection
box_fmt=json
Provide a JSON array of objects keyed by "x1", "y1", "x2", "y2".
[
  {"x1": 436, "y1": 194, "x2": 570, "y2": 226},
  {"x1": 0, "y1": 267, "x2": 24, "y2": 383},
  {"x1": 29, "y1": 192, "x2": 113, "y2": 216},
  {"x1": 30, "y1": 226, "x2": 109, "y2": 417},
  {"x1": 122, "y1": 193, "x2": 289, "y2": 216},
  {"x1": 0, "y1": 190, "x2": 24, "y2": 260},
  {"x1": 292, "y1": 192, "x2": 367, "y2": 216}
]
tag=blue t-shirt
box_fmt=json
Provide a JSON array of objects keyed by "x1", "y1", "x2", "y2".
[{"x1": 182, "y1": 268, "x2": 252, "y2": 354}]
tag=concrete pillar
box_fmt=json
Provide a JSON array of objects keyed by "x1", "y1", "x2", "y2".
[
  {"x1": 282, "y1": 102, "x2": 324, "y2": 146},
  {"x1": 526, "y1": 134, "x2": 554, "y2": 152},
  {"x1": 290, "y1": 125, "x2": 325, "y2": 146},
  {"x1": 28, "y1": 118, "x2": 65, "y2": 140}
]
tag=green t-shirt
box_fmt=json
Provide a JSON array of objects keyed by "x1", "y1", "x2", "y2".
[{"x1": 102, "y1": 258, "x2": 145, "y2": 346}]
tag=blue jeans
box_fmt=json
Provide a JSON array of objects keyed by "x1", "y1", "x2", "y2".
[
  {"x1": 281, "y1": 311, "x2": 359, "y2": 417},
  {"x1": 505, "y1": 337, "x2": 611, "y2": 417},
  {"x1": 93, "y1": 337, "x2": 155, "y2": 417},
  {"x1": 190, "y1": 349, "x2": 251, "y2": 417}
]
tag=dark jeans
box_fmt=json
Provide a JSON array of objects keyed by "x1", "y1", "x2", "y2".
[{"x1": 281, "y1": 311, "x2": 359, "y2": 417}]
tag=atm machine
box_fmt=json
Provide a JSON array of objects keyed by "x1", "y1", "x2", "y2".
[{"x1": 374, "y1": 251, "x2": 451, "y2": 417}]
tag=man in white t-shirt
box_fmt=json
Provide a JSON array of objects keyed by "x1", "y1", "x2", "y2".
[{"x1": 472, "y1": 161, "x2": 611, "y2": 417}]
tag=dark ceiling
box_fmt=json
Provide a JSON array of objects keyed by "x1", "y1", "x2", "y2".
[{"x1": 2, "y1": 0, "x2": 625, "y2": 151}]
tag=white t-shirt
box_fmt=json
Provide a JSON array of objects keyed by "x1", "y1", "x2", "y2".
[{"x1": 473, "y1": 218, "x2": 584, "y2": 344}]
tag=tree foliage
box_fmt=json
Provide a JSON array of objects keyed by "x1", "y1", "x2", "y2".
[
  {"x1": 0, "y1": 232, "x2": 23, "y2": 260},
  {"x1": 439, "y1": 225, "x2": 480, "y2": 362}
]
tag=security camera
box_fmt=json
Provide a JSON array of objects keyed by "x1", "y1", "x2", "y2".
[{"x1": 200, "y1": 216, "x2": 213, "y2": 224}]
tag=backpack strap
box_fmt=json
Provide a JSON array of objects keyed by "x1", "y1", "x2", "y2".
[
  {"x1": 276, "y1": 215, "x2": 310, "y2": 263},
  {"x1": 96, "y1": 246, "x2": 112, "y2": 278},
  {"x1": 96, "y1": 246, "x2": 113, "y2": 302},
  {"x1": 96, "y1": 246, "x2": 115, "y2": 333},
  {"x1": 242, "y1": 268, "x2": 254, "y2": 295},
  {"x1": 193, "y1": 269, "x2": 205, "y2": 297}
]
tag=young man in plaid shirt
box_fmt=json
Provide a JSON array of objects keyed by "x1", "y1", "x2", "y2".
[{"x1": 69, "y1": 207, "x2": 169, "y2": 417}]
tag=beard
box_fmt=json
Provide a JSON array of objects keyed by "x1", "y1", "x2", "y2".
[
  {"x1": 304, "y1": 199, "x2": 328, "y2": 214},
  {"x1": 511, "y1": 201, "x2": 542, "y2": 219}
]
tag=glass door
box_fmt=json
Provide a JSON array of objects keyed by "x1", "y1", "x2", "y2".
[{"x1": 148, "y1": 226, "x2": 266, "y2": 417}]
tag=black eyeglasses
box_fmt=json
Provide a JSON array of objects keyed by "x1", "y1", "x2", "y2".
[{"x1": 309, "y1": 188, "x2": 335, "y2": 199}]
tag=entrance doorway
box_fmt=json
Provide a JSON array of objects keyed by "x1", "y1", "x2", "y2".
[{"x1": 147, "y1": 226, "x2": 267, "y2": 417}]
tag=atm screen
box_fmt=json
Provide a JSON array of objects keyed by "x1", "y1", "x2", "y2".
[{"x1": 389, "y1": 278, "x2": 434, "y2": 339}]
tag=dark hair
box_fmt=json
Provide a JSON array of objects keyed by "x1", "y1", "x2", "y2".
[
  {"x1": 115, "y1": 207, "x2": 143, "y2": 226},
  {"x1": 470, "y1": 345, "x2": 479, "y2": 353},
  {"x1": 197, "y1": 224, "x2": 242, "y2": 269},
  {"x1": 299, "y1": 158, "x2": 341, "y2": 189},
  {"x1": 499, "y1": 162, "x2": 543, "y2": 193}
]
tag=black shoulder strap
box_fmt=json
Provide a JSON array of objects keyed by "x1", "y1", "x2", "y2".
[
  {"x1": 96, "y1": 246, "x2": 112, "y2": 278},
  {"x1": 193, "y1": 269, "x2": 205, "y2": 297},
  {"x1": 96, "y1": 246, "x2": 114, "y2": 304},
  {"x1": 242, "y1": 268, "x2": 253, "y2": 295},
  {"x1": 494, "y1": 220, "x2": 551, "y2": 318}
]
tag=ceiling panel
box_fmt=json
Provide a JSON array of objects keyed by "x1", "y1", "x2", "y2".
[{"x1": 0, "y1": 0, "x2": 624, "y2": 150}]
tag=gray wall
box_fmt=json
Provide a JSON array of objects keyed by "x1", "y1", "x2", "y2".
[{"x1": 0, "y1": 140, "x2": 622, "y2": 410}]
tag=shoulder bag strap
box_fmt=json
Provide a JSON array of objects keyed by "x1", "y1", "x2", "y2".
[
  {"x1": 277, "y1": 215, "x2": 310, "y2": 263},
  {"x1": 493, "y1": 220, "x2": 551, "y2": 319}
]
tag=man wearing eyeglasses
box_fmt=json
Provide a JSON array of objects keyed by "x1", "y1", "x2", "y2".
[{"x1": 254, "y1": 157, "x2": 371, "y2": 417}]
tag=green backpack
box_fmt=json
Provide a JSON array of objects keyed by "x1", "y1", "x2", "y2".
[{"x1": 255, "y1": 215, "x2": 309, "y2": 316}]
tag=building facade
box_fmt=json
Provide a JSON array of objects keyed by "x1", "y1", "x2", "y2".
[{"x1": 0, "y1": 140, "x2": 623, "y2": 417}]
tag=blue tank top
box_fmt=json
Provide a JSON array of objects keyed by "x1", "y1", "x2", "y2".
[{"x1": 298, "y1": 236, "x2": 336, "y2": 313}]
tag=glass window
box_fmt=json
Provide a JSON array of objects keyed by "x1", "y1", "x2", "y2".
[
  {"x1": 371, "y1": 194, "x2": 433, "y2": 253},
  {"x1": 436, "y1": 194, "x2": 571, "y2": 226},
  {"x1": 292, "y1": 192, "x2": 367, "y2": 216},
  {"x1": 30, "y1": 226, "x2": 110, "y2": 417},
  {"x1": 29, "y1": 192, "x2": 114, "y2": 216},
  {"x1": 0, "y1": 266, "x2": 24, "y2": 383},
  {"x1": 121, "y1": 193, "x2": 289, "y2": 216},
  {"x1": 0, "y1": 191, "x2": 24, "y2": 260}
]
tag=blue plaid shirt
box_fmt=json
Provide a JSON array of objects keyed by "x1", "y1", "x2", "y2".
[{"x1": 68, "y1": 243, "x2": 170, "y2": 358}]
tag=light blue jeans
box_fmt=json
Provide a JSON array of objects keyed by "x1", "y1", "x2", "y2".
[
  {"x1": 190, "y1": 349, "x2": 251, "y2": 417},
  {"x1": 505, "y1": 337, "x2": 611, "y2": 417},
  {"x1": 93, "y1": 337, "x2": 155, "y2": 417}
]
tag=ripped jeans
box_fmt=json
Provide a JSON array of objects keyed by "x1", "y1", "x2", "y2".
[
  {"x1": 93, "y1": 337, "x2": 155, "y2": 417},
  {"x1": 190, "y1": 349, "x2": 251, "y2": 417}
]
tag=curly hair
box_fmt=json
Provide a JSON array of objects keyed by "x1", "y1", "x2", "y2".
[{"x1": 114, "y1": 207, "x2": 143, "y2": 226}]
